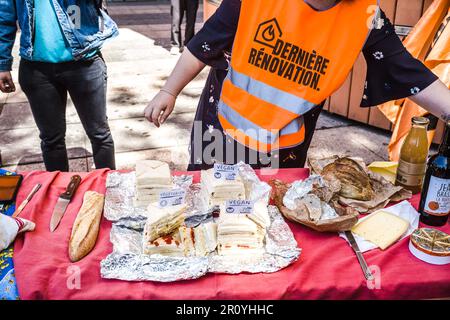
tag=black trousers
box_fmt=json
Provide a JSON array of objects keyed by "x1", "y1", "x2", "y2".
[
  {"x1": 171, "y1": 0, "x2": 199, "y2": 47},
  {"x1": 19, "y1": 57, "x2": 116, "y2": 172}
]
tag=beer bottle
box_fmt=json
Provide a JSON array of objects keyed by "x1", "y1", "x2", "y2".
[
  {"x1": 395, "y1": 117, "x2": 430, "y2": 194},
  {"x1": 419, "y1": 120, "x2": 450, "y2": 226}
]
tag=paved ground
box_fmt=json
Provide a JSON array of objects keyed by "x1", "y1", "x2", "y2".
[{"x1": 0, "y1": 1, "x2": 392, "y2": 172}]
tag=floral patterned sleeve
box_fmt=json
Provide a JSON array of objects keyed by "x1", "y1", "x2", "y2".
[
  {"x1": 361, "y1": 10, "x2": 438, "y2": 107},
  {"x1": 186, "y1": 0, "x2": 241, "y2": 70}
]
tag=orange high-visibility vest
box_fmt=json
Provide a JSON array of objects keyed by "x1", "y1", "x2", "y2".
[{"x1": 219, "y1": 0, "x2": 378, "y2": 152}]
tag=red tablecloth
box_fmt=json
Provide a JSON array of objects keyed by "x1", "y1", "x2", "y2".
[{"x1": 13, "y1": 169, "x2": 450, "y2": 300}]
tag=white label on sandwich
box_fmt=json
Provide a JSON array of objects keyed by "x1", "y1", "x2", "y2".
[
  {"x1": 225, "y1": 200, "x2": 254, "y2": 215},
  {"x1": 213, "y1": 163, "x2": 238, "y2": 181},
  {"x1": 158, "y1": 189, "x2": 186, "y2": 208}
]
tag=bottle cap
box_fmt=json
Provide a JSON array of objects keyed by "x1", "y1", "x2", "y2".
[{"x1": 411, "y1": 117, "x2": 430, "y2": 126}]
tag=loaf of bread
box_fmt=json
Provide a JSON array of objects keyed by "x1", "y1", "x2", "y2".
[{"x1": 69, "y1": 191, "x2": 105, "y2": 262}]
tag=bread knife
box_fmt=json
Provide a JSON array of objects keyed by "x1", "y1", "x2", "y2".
[
  {"x1": 345, "y1": 231, "x2": 374, "y2": 281},
  {"x1": 50, "y1": 175, "x2": 82, "y2": 232}
]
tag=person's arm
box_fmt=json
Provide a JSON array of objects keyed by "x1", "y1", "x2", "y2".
[
  {"x1": 144, "y1": 49, "x2": 206, "y2": 127},
  {"x1": 360, "y1": 10, "x2": 450, "y2": 120},
  {"x1": 410, "y1": 79, "x2": 450, "y2": 121},
  {"x1": 0, "y1": 0, "x2": 18, "y2": 93},
  {"x1": 144, "y1": 0, "x2": 241, "y2": 127}
]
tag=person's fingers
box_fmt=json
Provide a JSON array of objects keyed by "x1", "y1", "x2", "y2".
[
  {"x1": 145, "y1": 92, "x2": 176, "y2": 127},
  {"x1": 0, "y1": 77, "x2": 15, "y2": 93},
  {"x1": 0, "y1": 81, "x2": 6, "y2": 93},
  {"x1": 160, "y1": 104, "x2": 174, "y2": 125},
  {"x1": 5, "y1": 78, "x2": 15, "y2": 92},
  {"x1": 144, "y1": 105, "x2": 154, "y2": 123},
  {"x1": 151, "y1": 106, "x2": 164, "y2": 128}
]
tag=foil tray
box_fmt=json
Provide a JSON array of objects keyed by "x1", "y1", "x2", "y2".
[{"x1": 101, "y1": 168, "x2": 301, "y2": 282}]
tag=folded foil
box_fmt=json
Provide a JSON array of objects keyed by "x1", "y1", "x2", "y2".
[
  {"x1": 283, "y1": 175, "x2": 338, "y2": 221},
  {"x1": 101, "y1": 168, "x2": 301, "y2": 282},
  {"x1": 283, "y1": 175, "x2": 323, "y2": 210},
  {"x1": 104, "y1": 172, "x2": 193, "y2": 222},
  {"x1": 237, "y1": 161, "x2": 272, "y2": 204}
]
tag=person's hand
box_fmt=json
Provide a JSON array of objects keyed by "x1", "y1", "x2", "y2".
[
  {"x1": 0, "y1": 71, "x2": 16, "y2": 93},
  {"x1": 144, "y1": 90, "x2": 176, "y2": 127}
]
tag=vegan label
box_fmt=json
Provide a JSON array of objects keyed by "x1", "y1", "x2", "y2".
[
  {"x1": 159, "y1": 189, "x2": 186, "y2": 208},
  {"x1": 214, "y1": 163, "x2": 238, "y2": 181},
  {"x1": 225, "y1": 200, "x2": 254, "y2": 215}
]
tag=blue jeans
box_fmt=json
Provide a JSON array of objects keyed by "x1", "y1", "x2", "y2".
[{"x1": 18, "y1": 56, "x2": 116, "y2": 171}]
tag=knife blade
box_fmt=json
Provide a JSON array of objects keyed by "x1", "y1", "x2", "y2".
[
  {"x1": 50, "y1": 175, "x2": 82, "y2": 232},
  {"x1": 345, "y1": 231, "x2": 374, "y2": 281}
]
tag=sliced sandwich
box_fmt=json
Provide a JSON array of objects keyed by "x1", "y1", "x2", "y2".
[
  {"x1": 143, "y1": 203, "x2": 186, "y2": 243},
  {"x1": 143, "y1": 232, "x2": 184, "y2": 256}
]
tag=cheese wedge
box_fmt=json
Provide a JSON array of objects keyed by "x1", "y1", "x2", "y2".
[
  {"x1": 368, "y1": 161, "x2": 398, "y2": 184},
  {"x1": 352, "y1": 210, "x2": 409, "y2": 250}
]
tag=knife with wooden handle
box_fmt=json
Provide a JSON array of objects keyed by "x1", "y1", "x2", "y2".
[
  {"x1": 50, "y1": 175, "x2": 82, "y2": 232},
  {"x1": 12, "y1": 183, "x2": 41, "y2": 218},
  {"x1": 345, "y1": 231, "x2": 374, "y2": 281}
]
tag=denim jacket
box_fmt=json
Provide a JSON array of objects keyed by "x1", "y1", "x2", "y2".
[{"x1": 0, "y1": 0, "x2": 119, "y2": 71}]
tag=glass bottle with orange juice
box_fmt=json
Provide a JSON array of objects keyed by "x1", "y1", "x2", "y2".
[{"x1": 395, "y1": 117, "x2": 430, "y2": 194}]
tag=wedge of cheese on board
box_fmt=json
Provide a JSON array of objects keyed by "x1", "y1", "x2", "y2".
[{"x1": 351, "y1": 210, "x2": 409, "y2": 250}]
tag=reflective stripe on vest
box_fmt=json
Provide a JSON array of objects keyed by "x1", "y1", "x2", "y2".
[
  {"x1": 218, "y1": 99, "x2": 278, "y2": 145},
  {"x1": 219, "y1": 0, "x2": 378, "y2": 152},
  {"x1": 227, "y1": 68, "x2": 316, "y2": 116},
  {"x1": 218, "y1": 113, "x2": 306, "y2": 152}
]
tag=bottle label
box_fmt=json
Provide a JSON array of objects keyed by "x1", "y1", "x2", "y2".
[
  {"x1": 423, "y1": 176, "x2": 450, "y2": 217},
  {"x1": 396, "y1": 160, "x2": 426, "y2": 186}
]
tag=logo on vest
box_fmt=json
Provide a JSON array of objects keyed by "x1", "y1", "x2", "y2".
[
  {"x1": 249, "y1": 18, "x2": 331, "y2": 92},
  {"x1": 254, "y1": 18, "x2": 282, "y2": 49}
]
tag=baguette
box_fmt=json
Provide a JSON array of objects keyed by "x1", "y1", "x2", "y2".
[{"x1": 69, "y1": 191, "x2": 105, "y2": 262}]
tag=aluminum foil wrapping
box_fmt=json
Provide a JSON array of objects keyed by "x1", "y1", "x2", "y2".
[
  {"x1": 101, "y1": 253, "x2": 209, "y2": 282},
  {"x1": 208, "y1": 206, "x2": 301, "y2": 274},
  {"x1": 283, "y1": 175, "x2": 338, "y2": 221},
  {"x1": 101, "y1": 170, "x2": 301, "y2": 282},
  {"x1": 104, "y1": 172, "x2": 193, "y2": 222},
  {"x1": 283, "y1": 175, "x2": 323, "y2": 210},
  {"x1": 237, "y1": 161, "x2": 272, "y2": 204}
]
